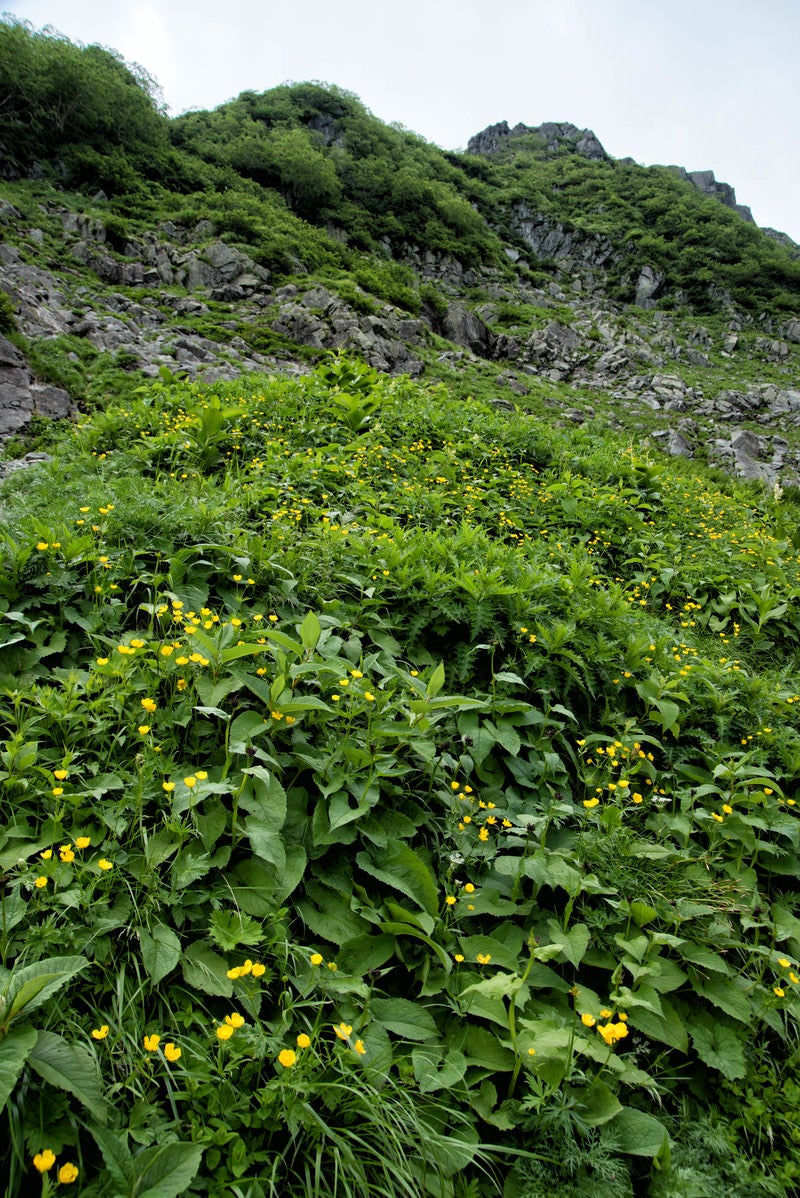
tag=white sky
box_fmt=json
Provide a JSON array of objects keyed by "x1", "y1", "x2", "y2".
[{"x1": 8, "y1": 0, "x2": 800, "y2": 242}]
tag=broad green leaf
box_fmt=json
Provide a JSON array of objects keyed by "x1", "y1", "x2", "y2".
[
  {"x1": 0, "y1": 1024, "x2": 37, "y2": 1109},
  {"x1": 691, "y1": 1020, "x2": 747, "y2": 1080},
  {"x1": 379, "y1": 922, "x2": 452, "y2": 970},
  {"x1": 181, "y1": 942, "x2": 234, "y2": 998},
  {"x1": 5, "y1": 955, "x2": 88, "y2": 1021},
  {"x1": 692, "y1": 974, "x2": 751, "y2": 1022},
  {"x1": 412, "y1": 1047, "x2": 467, "y2": 1093},
  {"x1": 299, "y1": 610, "x2": 322, "y2": 651},
  {"x1": 356, "y1": 843, "x2": 439, "y2": 917},
  {"x1": 370, "y1": 997, "x2": 439, "y2": 1042},
  {"x1": 575, "y1": 1078, "x2": 623, "y2": 1127},
  {"x1": 228, "y1": 710, "x2": 270, "y2": 753},
  {"x1": 134, "y1": 1141, "x2": 204, "y2": 1198},
  {"x1": 426, "y1": 661, "x2": 445, "y2": 699},
  {"x1": 28, "y1": 1031, "x2": 108, "y2": 1122},
  {"x1": 336, "y1": 933, "x2": 396, "y2": 975},
  {"x1": 139, "y1": 925, "x2": 181, "y2": 985},
  {"x1": 627, "y1": 997, "x2": 688, "y2": 1052},
  {"x1": 243, "y1": 816, "x2": 286, "y2": 868},
  {"x1": 461, "y1": 1025, "x2": 516, "y2": 1073},
  {"x1": 541, "y1": 920, "x2": 590, "y2": 968},
  {"x1": 611, "y1": 1107, "x2": 669, "y2": 1157},
  {"x1": 88, "y1": 1124, "x2": 134, "y2": 1192}
]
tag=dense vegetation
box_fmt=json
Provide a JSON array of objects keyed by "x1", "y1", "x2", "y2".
[
  {"x1": 2, "y1": 358, "x2": 800, "y2": 1196},
  {"x1": 3, "y1": 17, "x2": 800, "y2": 1198},
  {"x1": 2, "y1": 17, "x2": 800, "y2": 315}
]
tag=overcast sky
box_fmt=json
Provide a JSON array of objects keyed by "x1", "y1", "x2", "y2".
[{"x1": 9, "y1": 0, "x2": 800, "y2": 242}]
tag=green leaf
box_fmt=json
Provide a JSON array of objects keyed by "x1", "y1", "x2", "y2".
[
  {"x1": 243, "y1": 816, "x2": 286, "y2": 868},
  {"x1": 356, "y1": 843, "x2": 439, "y2": 917},
  {"x1": 139, "y1": 924, "x2": 181, "y2": 985},
  {"x1": 0, "y1": 1024, "x2": 37, "y2": 1109},
  {"x1": 575, "y1": 1078, "x2": 623, "y2": 1127},
  {"x1": 134, "y1": 1141, "x2": 204, "y2": 1198},
  {"x1": 181, "y1": 942, "x2": 234, "y2": 998},
  {"x1": 691, "y1": 1020, "x2": 747, "y2": 1080},
  {"x1": 541, "y1": 920, "x2": 590, "y2": 968},
  {"x1": 692, "y1": 974, "x2": 751, "y2": 1022},
  {"x1": 88, "y1": 1124, "x2": 135, "y2": 1192},
  {"x1": 427, "y1": 661, "x2": 445, "y2": 699},
  {"x1": 5, "y1": 955, "x2": 88, "y2": 1021},
  {"x1": 611, "y1": 1107, "x2": 669, "y2": 1157},
  {"x1": 28, "y1": 1030, "x2": 108, "y2": 1123},
  {"x1": 208, "y1": 910, "x2": 264, "y2": 952},
  {"x1": 412, "y1": 1047, "x2": 467, "y2": 1093},
  {"x1": 299, "y1": 610, "x2": 322, "y2": 651},
  {"x1": 627, "y1": 997, "x2": 688, "y2": 1052},
  {"x1": 370, "y1": 997, "x2": 439, "y2": 1042}
]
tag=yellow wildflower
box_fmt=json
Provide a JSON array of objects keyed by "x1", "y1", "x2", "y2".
[
  {"x1": 278, "y1": 1048, "x2": 296, "y2": 1067},
  {"x1": 33, "y1": 1150, "x2": 56, "y2": 1173},
  {"x1": 91, "y1": 1025, "x2": 109, "y2": 1040},
  {"x1": 143, "y1": 1034, "x2": 160, "y2": 1052}
]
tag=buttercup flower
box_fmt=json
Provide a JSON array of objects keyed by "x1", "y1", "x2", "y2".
[
  {"x1": 74, "y1": 836, "x2": 91, "y2": 849},
  {"x1": 144, "y1": 1034, "x2": 160, "y2": 1052},
  {"x1": 34, "y1": 875, "x2": 48, "y2": 889},
  {"x1": 278, "y1": 1048, "x2": 297, "y2": 1067},
  {"x1": 225, "y1": 1012, "x2": 245, "y2": 1028},
  {"x1": 353, "y1": 1039, "x2": 366, "y2": 1055},
  {"x1": 164, "y1": 1042, "x2": 181, "y2": 1062},
  {"x1": 296, "y1": 1033, "x2": 311, "y2": 1048},
  {"x1": 216, "y1": 1024, "x2": 234, "y2": 1041},
  {"x1": 33, "y1": 1150, "x2": 56, "y2": 1173},
  {"x1": 58, "y1": 1163, "x2": 79, "y2": 1184},
  {"x1": 91, "y1": 1024, "x2": 109, "y2": 1040},
  {"x1": 333, "y1": 1022, "x2": 353, "y2": 1040},
  {"x1": 98, "y1": 859, "x2": 113, "y2": 871}
]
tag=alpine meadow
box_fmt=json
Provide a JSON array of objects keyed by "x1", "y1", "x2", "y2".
[{"x1": 4, "y1": 16, "x2": 800, "y2": 1198}]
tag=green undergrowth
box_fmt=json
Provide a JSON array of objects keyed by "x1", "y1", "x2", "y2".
[{"x1": 2, "y1": 355, "x2": 800, "y2": 1196}]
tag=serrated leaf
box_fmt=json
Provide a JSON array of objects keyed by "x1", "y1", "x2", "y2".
[
  {"x1": 611, "y1": 1107, "x2": 669, "y2": 1157},
  {"x1": 88, "y1": 1124, "x2": 134, "y2": 1191},
  {"x1": 0, "y1": 1024, "x2": 37, "y2": 1109},
  {"x1": 139, "y1": 924, "x2": 181, "y2": 985},
  {"x1": 5, "y1": 955, "x2": 88, "y2": 1021},
  {"x1": 691, "y1": 1020, "x2": 747, "y2": 1080},
  {"x1": 28, "y1": 1030, "x2": 108, "y2": 1122},
  {"x1": 181, "y1": 942, "x2": 234, "y2": 998},
  {"x1": 134, "y1": 1141, "x2": 204, "y2": 1198},
  {"x1": 371, "y1": 997, "x2": 439, "y2": 1042},
  {"x1": 356, "y1": 843, "x2": 439, "y2": 917},
  {"x1": 692, "y1": 974, "x2": 751, "y2": 1022}
]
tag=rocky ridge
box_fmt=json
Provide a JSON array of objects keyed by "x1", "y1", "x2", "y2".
[{"x1": 2, "y1": 146, "x2": 800, "y2": 487}]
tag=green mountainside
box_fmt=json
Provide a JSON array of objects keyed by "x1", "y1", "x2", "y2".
[{"x1": 3, "y1": 18, "x2": 800, "y2": 1198}]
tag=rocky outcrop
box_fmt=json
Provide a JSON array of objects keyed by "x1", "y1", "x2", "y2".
[
  {"x1": 468, "y1": 121, "x2": 607, "y2": 161},
  {"x1": 0, "y1": 333, "x2": 74, "y2": 437},
  {"x1": 666, "y1": 166, "x2": 754, "y2": 224}
]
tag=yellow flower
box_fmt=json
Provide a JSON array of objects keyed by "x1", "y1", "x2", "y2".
[
  {"x1": 34, "y1": 876, "x2": 48, "y2": 889},
  {"x1": 164, "y1": 1042, "x2": 181, "y2": 1062},
  {"x1": 51, "y1": 787, "x2": 63, "y2": 797},
  {"x1": 445, "y1": 895, "x2": 456, "y2": 906},
  {"x1": 774, "y1": 987, "x2": 786, "y2": 998},
  {"x1": 333, "y1": 1022, "x2": 353, "y2": 1040},
  {"x1": 35, "y1": 541, "x2": 49, "y2": 551},
  {"x1": 141, "y1": 697, "x2": 157, "y2": 713},
  {"x1": 162, "y1": 781, "x2": 175, "y2": 793},
  {"x1": 91, "y1": 1024, "x2": 109, "y2": 1040},
  {"x1": 353, "y1": 1039, "x2": 366, "y2": 1055},
  {"x1": 310, "y1": 953, "x2": 324, "y2": 966},
  {"x1": 790, "y1": 972, "x2": 799, "y2": 985},
  {"x1": 581, "y1": 1013, "x2": 597, "y2": 1027},
  {"x1": 350, "y1": 669, "x2": 363, "y2": 679},
  {"x1": 98, "y1": 859, "x2": 113, "y2": 871},
  {"x1": 478, "y1": 827, "x2": 489, "y2": 841},
  {"x1": 195, "y1": 770, "x2": 208, "y2": 780},
  {"x1": 53, "y1": 769, "x2": 68, "y2": 780},
  {"x1": 184, "y1": 776, "x2": 197, "y2": 788},
  {"x1": 74, "y1": 836, "x2": 91, "y2": 849},
  {"x1": 778, "y1": 957, "x2": 791, "y2": 968},
  {"x1": 296, "y1": 1033, "x2": 311, "y2": 1049},
  {"x1": 599, "y1": 1008, "x2": 613, "y2": 1019},
  {"x1": 216, "y1": 1024, "x2": 234, "y2": 1041},
  {"x1": 722, "y1": 804, "x2": 733, "y2": 815},
  {"x1": 278, "y1": 1048, "x2": 297, "y2": 1067},
  {"x1": 59, "y1": 845, "x2": 75, "y2": 864},
  {"x1": 364, "y1": 692, "x2": 375, "y2": 702},
  {"x1": 226, "y1": 966, "x2": 243, "y2": 980},
  {"x1": 33, "y1": 1149, "x2": 56, "y2": 1172},
  {"x1": 40, "y1": 849, "x2": 52, "y2": 860},
  {"x1": 454, "y1": 953, "x2": 465, "y2": 963},
  {"x1": 96, "y1": 657, "x2": 109, "y2": 666},
  {"x1": 583, "y1": 798, "x2": 600, "y2": 809},
  {"x1": 476, "y1": 953, "x2": 492, "y2": 965},
  {"x1": 225, "y1": 1012, "x2": 245, "y2": 1028},
  {"x1": 137, "y1": 725, "x2": 151, "y2": 735},
  {"x1": 464, "y1": 883, "x2": 475, "y2": 894},
  {"x1": 58, "y1": 1163, "x2": 79, "y2": 1184},
  {"x1": 252, "y1": 962, "x2": 266, "y2": 977},
  {"x1": 143, "y1": 1034, "x2": 160, "y2": 1052}
]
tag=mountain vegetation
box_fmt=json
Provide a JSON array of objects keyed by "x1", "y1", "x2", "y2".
[{"x1": 2, "y1": 16, "x2": 800, "y2": 1198}]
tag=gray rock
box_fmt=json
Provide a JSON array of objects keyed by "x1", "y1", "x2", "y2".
[{"x1": 635, "y1": 266, "x2": 664, "y2": 309}]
